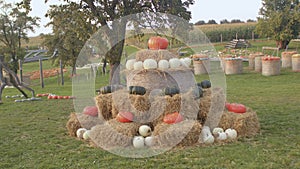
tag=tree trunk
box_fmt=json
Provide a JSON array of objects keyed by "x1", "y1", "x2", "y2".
[{"x1": 276, "y1": 40, "x2": 290, "y2": 50}]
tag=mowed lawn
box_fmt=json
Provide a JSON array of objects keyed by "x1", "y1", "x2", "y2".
[{"x1": 0, "y1": 60, "x2": 299, "y2": 168}]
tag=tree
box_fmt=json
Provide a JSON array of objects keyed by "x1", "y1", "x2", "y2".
[
  {"x1": 246, "y1": 19, "x2": 256, "y2": 23},
  {"x1": 207, "y1": 19, "x2": 217, "y2": 24},
  {"x1": 0, "y1": 0, "x2": 39, "y2": 73},
  {"x1": 43, "y1": 2, "x2": 96, "y2": 75},
  {"x1": 255, "y1": 0, "x2": 300, "y2": 49},
  {"x1": 195, "y1": 20, "x2": 206, "y2": 25},
  {"x1": 230, "y1": 19, "x2": 244, "y2": 24},
  {"x1": 220, "y1": 19, "x2": 229, "y2": 24},
  {"x1": 46, "y1": 0, "x2": 194, "y2": 84}
]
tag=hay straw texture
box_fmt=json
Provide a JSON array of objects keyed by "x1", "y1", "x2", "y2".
[
  {"x1": 89, "y1": 119, "x2": 141, "y2": 149},
  {"x1": 292, "y1": 54, "x2": 300, "y2": 71},
  {"x1": 95, "y1": 93, "x2": 113, "y2": 120},
  {"x1": 255, "y1": 56, "x2": 263, "y2": 72},
  {"x1": 198, "y1": 89, "x2": 212, "y2": 125},
  {"x1": 153, "y1": 120, "x2": 202, "y2": 147},
  {"x1": 126, "y1": 69, "x2": 195, "y2": 93},
  {"x1": 66, "y1": 113, "x2": 104, "y2": 137},
  {"x1": 218, "y1": 109, "x2": 260, "y2": 137},
  {"x1": 135, "y1": 49, "x2": 176, "y2": 62},
  {"x1": 203, "y1": 88, "x2": 226, "y2": 129}
]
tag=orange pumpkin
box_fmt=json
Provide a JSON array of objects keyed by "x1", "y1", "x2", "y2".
[
  {"x1": 163, "y1": 112, "x2": 184, "y2": 124},
  {"x1": 116, "y1": 112, "x2": 134, "y2": 123},
  {"x1": 148, "y1": 36, "x2": 168, "y2": 50}
]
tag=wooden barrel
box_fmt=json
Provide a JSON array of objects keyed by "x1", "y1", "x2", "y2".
[
  {"x1": 292, "y1": 54, "x2": 300, "y2": 72},
  {"x1": 224, "y1": 58, "x2": 243, "y2": 75},
  {"x1": 262, "y1": 57, "x2": 281, "y2": 76},
  {"x1": 281, "y1": 51, "x2": 297, "y2": 68}
]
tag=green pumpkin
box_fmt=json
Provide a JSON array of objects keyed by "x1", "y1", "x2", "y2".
[
  {"x1": 99, "y1": 85, "x2": 112, "y2": 94},
  {"x1": 130, "y1": 86, "x2": 146, "y2": 95},
  {"x1": 193, "y1": 86, "x2": 203, "y2": 99},
  {"x1": 163, "y1": 86, "x2": 180, "y2": 96},
  {"x1": 199, "y1": 80, "x2": 211, "y2": 89}
]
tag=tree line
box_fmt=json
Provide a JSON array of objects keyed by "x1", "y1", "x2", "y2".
[{"x1": 194, "y1": 19, "x2": 256, "y2": 25}]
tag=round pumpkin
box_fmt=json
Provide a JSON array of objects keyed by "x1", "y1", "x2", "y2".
[
  {"x1": 163, "y1": 112, "x2": 184, "y2": 124},
  {"x1": 148, "y1": 36, "x2": 168, "y2": 50}
]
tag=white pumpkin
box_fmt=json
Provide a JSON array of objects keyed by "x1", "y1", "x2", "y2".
[
  {"x1": 216, "y1": 132, "x2": 227, "y2": 141},
  {"x1": 133, "y1": 136, "x2": 145, "y2": 149},
  {"x1": 212, "y1": 127, "x2": 224, "y2": 135},
  {"x1": 133, "y1": 61, "x2": 143, "y2": 70},
  {"x1": 203, "y1": 134, "x2": 215, "y2": 144},
  {"x1": 169, "y1": 58, "x2": 181, "y2": 69},
  {"x1": 76, "y1": 128, "x2": 87, "y2": 139},
  {"x1": 225, "y1": 128, "x2": 237, "y2": 140},
  {"x1": 145, "y1": 136, "x2": 155, "y2": 147},
  {"x1": 139, "y1": 125, "x2": 152, "y2": 137},
  {"x1": 158, "y1": 60, "x2": 170, "y2": 69},
  {"x1": 183, "y1": 58, "x2": 192, "y2": 67},
  {"x1": 143, "y1": 59, "x2": 157, "y2": 69},
  {"x1": 126, "y1": 59, "x2": 136, "y2": 70},
  {"x1": 83, "y1": 130, "x2": 91, "y2": 140}
]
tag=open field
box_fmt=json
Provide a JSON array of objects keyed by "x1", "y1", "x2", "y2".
[{"x1": 1, "y1": 39, "x2": 300, "y2": 168}]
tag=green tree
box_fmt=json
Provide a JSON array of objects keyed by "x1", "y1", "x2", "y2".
[
  {"x1": 46, "y1": 0, "x2": 194, "y2": 84},
  {"x1": 0, "y1": 0, "x2": 39, "y2": 73},
  {"x1": 255, "y1": 0, "x2": 300, "y2": 49},
  {"x1": 43, "y1": 2, "x2": 96, "y2": 75}
]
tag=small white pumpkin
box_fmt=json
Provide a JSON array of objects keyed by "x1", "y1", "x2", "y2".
[
  {"x1": 139, "y1": 125, "x2": 152, "y2": 137},
  {"x1": 169, "y1": 58, "x2": 181, "y2": 69},
  {"x1": 126, "y1": 59, "x2": 136, "y2": 70},
  {"x1": 203, "y1": 134, "x2": 215, "y2": 144},
  {"x1": 225, "y1": 128, "x2": 237, "y2": 140},
  {"x1": 145, "y1": 136, "x2": 155, "y2": 147},
  {"x1": 133, "y1": 136, "x2": 145, "y2": 149},
  {"x1": 158, "y1": 60, "x2": 170, "y2": 69},
  {"x1": 212, "y1": 127, "x2": 224, "y2": 135},
  {"x1": 83, "y1": 130, "x2": 91, "y2": 140},
  {"x1": 133, "y1": 61, "x2": 143, "y2": 70},
  {"x1": 216, "y1": 132, "x2": 227, "y2": 141},
  {"x1": 143, "y1": 59, "x2": 158, "y2": 69},
  {"x1": 76, "y1": 128, "x2": 87, "y2": 139},
  {"x1": 183, "y1": 58, "x2": 192, "y2": 67}
]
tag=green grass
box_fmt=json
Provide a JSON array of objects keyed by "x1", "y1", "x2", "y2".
[{"x1": 1, "y1": 41, "x2": 300, "y2": 168}]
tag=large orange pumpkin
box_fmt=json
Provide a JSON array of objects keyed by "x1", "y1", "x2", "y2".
[{"x1": 148, "y1": 36, "x2": 168, "y2": 50}]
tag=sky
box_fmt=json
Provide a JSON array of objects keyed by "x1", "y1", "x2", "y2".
[{"x1": 6, "y1": 0, "x2": 263, "y2": 37}]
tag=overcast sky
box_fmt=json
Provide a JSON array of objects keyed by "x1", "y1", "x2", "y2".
[{"x1": 6, "y1": 0, "x2": 263, "y2": 37}]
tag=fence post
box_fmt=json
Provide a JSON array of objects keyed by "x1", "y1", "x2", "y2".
[
  {"x1": 39, "y1": 59, "x2": 44, "y2": 88},
  {"x1": 220, "y1": 34, "x2": 223, "y2": 43},
  {"x1": 60, "y1": 59, "x2": 64, "y2": 85}
]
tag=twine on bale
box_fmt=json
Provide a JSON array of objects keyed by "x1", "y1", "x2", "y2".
[
  {"x1": 89, "y1": 119, "x2": 141, "y2": 149},
  {"x1": 95, "y1": 93, "x2": 113, "y2": 120},
  {"x1": 135, "y1": 49, "x2": 176, "y2": 62},
  {"x1": 281, "y1": 51, "x2": 297, "y2": 68},
  {"x1": 218, "y1": 108, "x2": 260, "y2": 137},
  {"x1": 153, "y1": 120, "x2": 202, "y2": 147}
]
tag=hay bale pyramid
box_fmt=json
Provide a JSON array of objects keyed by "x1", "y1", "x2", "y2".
[{"x1": 67, "y1": 36, "x2": 260, "y2": 150}]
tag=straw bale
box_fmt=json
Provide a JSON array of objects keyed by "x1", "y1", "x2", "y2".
[
  {"x1": 89, "y1": 119, "x2": 141, "y2": 149},
  {"x1": 95, "y1": 93, "x2": 113, "y2": 120},
  {"x1": 66, "y1": 113, "x2": 82, "y2": 137},
  {"x1": 281, "y1": 51, "x2": 297, "y2": 68},
  {"x1": 66, "y1": 113, "x2": 104, "y2": 137},
  {"x1": 135, "y1": 49, "x2": 176, "y2": 62},
  {"x1": 126, "y1": 69, "x2": 195, "y2": 93},
  {"x1": 153, "y1": 120, "x2": 202, "y2": 147},
  {"x1": 198, "y1": 89, "x2": 212, "y2": 125},
  {"x1": 218, "y1": 108, "x2": 260, "y2": 137},
  {"x1": 202, "y1": 88, "x2": 226, "y2": 129}
]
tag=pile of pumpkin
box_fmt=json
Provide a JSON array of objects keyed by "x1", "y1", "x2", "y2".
[{"x1": 26, "y1": 68, "x2": 67, "y2": 80}]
